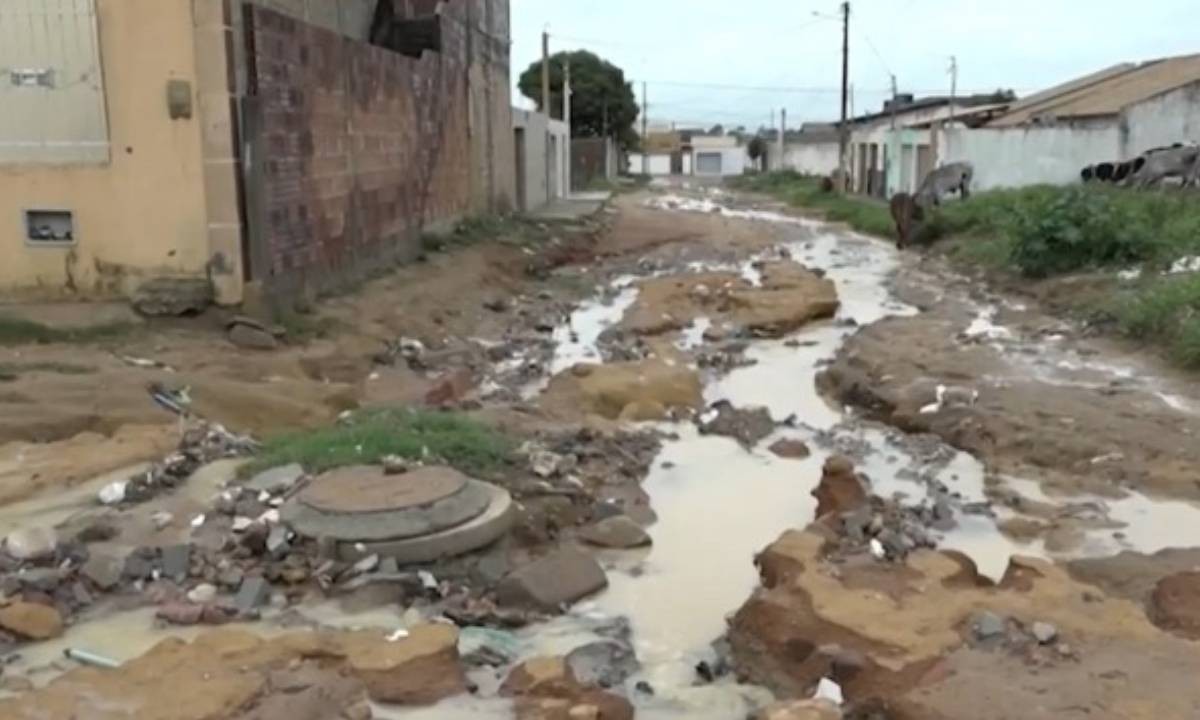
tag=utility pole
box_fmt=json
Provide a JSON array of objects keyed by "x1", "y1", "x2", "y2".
[
  {"x1": 838, "y1": 1, "x2": 850, "y2": 193},
  {"x1": 779, "y1": 108, "x2": 787, "y2": 172},
  {"x1": 889, "y1": 74, "x2": 898, "y2": 129},
  {"x1": 949, "y1": 55, "x2": 958, "y2": 108},
  {"x1": 642, "y1": 81, "x2": 649, "y2": 175},
  {"x1": 541, "y1": 30, "x2": 551, "y2": 115},
  {"x1": 564, "y1": 59, "x2": 572, "y2": 193}
]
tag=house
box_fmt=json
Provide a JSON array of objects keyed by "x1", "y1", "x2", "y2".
[
  {"x1": 512, "y1": 109, "x2": 569, "y2": 212},
  {"x1": 626, "y1": 131, "x2": 752, "y2": 177},
  {"x1": 0, "y1": 0, "x2": 515, "y2": 309},
  {"x1": 690, "y1": 135, "x2": 749, "y2": 177},
  {"x1": 943, "y1": 53, "x2": 1200, "y2": 190},
  {"x1": 848, "y1": 92, "x2": 1012, "y2": 197}
]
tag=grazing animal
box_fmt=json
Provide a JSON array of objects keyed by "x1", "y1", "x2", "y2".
[
  {"x1": 890, "y1": 192, "x2": 926, "y2": 249},
  {"x1": 1123, "y1": 144, "x2": 1197, "y2": 188},
  {"x1": 916, "y1": 162, "x2": 973, "y2": 206}
]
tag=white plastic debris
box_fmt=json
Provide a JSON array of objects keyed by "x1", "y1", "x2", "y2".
[
  {"x1": 231, "y1": 517, "x2": 254, "y2": 532},
  {"x1": 386, "y1": 628, "x2": 410, "y2": 642},
  {"x1": 418, "y1": 570, "x2": 438, "y2": 590},
  {"x1": 814, "y1": 677, "x2": 844, "y2": 705},
  {"x1": 258, "y1": 509, "x2": 280, "y2": 525},
  {"x1": 869, "y1": 538, "x2": 886, "y2": 560},
  {"x1": 98, "y1": 481, "x2": 128, "y2": 506},
  {"x1": 190, "y1": 514, "x2": 206, "y2": 528},
  {"x1": 257, "y1": 490, "x2": 271, "y2": 503},
  {"x1": 1168, "y1": 255, "x2": 1200, "y2": 274},
  {"x1": 1117, "y1": 267, "x2": 1143, "y2": 281},
  {"x1": 151, "y1": 511, "x2": 174, "y2": 530}
]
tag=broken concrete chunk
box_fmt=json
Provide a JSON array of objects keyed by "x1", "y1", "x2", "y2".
[
  {"x1": 187, "y1": 583, "x2": 218, "y2": 604},
  {"x1": 266, "y1": 526, "x2": 291, "y2": 559},
  {"x1": 577, "y1": 516, "x2": 651, "y2": 550},
  {"x1": 235, "y1": 576, "x2": 271, "y2": 613},
  {"x1": 4, "y1": 526, "x2": 58, "y2": 561},
  {"x1": 697, "y1": 401, "x2": 776, "y2": 448},
  {"x1": 245, "y1": 463, "x2": 305, "y2": 494},
  {"x1": 497, "y1": 546, "x2": 608, "y2": 612},
  {"x1": 566, "y1": 641, "x2": 640, "y2": 688}
]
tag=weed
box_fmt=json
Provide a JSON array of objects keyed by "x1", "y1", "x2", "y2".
[
  {"x1": 0, "y1": 315, "x2": 133, "y2": 346},
  {"x1": 731, "y1": 172, "x2": 894, "y2": 238},
  {"x1": 245, "y1": 407, "x2": 515, "y2": 479},
  {"x1": 1116, "y1": 273, "x2": 1200, "y2": 367}
]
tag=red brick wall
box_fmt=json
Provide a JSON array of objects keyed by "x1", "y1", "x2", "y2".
[{"x1": 243, "y1": 6, "x2": 470, "y2": 300}]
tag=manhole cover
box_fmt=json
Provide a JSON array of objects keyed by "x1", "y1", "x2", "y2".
[{"x1": 300, "y1": 465, "x2": 468, "y2": 514}]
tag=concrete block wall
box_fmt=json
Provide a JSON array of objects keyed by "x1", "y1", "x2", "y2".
[{"x1": 243, "y1": 5, "x2": 470, "y2": 300}]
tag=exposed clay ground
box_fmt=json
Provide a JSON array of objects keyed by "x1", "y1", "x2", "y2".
[{"x1": 3, "y1": 181, "x2": 1200, "y2": 719}]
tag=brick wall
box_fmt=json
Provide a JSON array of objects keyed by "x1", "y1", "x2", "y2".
[{"x1": 243, "y1": 5, "x2": 470, "y2": 300}]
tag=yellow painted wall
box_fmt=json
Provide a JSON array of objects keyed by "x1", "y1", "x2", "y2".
[{"x1": 0, "y1": 0, "x2": 213, "y2": 298}]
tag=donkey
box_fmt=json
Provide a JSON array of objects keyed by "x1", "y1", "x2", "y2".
[{"x1": 915, "y1": 162, "x2": 974, "y2": 207}]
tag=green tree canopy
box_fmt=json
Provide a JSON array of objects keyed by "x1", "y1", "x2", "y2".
[{"x1": 518, "y1": 50, "x2": 640, "y2": 147}]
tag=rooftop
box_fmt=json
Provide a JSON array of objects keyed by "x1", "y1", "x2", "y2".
[{"x1": 988, "y1": 53, "x2": 1200, "y2": 126}]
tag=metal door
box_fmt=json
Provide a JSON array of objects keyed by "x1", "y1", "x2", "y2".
[
  {"x1": 0, "y1": 0, "x2": 109, "y2": 164},
  {"x1": 696, "y1": 152, "x2": 722, "y2": 175}
]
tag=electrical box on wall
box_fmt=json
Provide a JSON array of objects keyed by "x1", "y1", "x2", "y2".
[{"x1": 24, "y1": 209, "x2": 75, "y2": 244}]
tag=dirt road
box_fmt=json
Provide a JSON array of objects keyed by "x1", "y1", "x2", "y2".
[{"x1": 3, "y1": 181, "x2": 1200, "y2": 719}]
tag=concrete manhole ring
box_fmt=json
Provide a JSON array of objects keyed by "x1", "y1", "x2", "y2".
[{"x1": 300, "y1": 465, "x2": 468, "y2": 514}]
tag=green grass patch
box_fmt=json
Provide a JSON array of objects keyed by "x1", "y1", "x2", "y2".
[
  {"x1": 1115, "y1": 273, "x2": 1200, "y2": 367},
  {"x1": 730, "y1": 171, "x2": 894, "y2": 238},
  {"x1": 422, "y1": 214, "x2": 548, "y2": 253},
  {"x1": 244, "y1": 408, "x2": 516, "y2": 479},
  {"x1": 0, "y1": 315, "x2": 133, "y2": 346}
]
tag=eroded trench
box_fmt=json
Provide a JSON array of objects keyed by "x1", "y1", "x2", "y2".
[{"x1": 7, "y1": 187, "x2": 1200, "y2": 719}]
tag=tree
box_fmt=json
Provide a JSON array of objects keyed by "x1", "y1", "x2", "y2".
[
  {"x1": 748, "y1": 136, "x2": 767, "y2": 167},
  {"x1": 708, "y1": 124, "x2": 725, "y2": 136},
  {"x1": 518, "y1": 50, "x2": 640, "y2": 147}
]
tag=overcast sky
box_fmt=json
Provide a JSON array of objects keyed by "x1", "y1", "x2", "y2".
[{"x1": 511, "y1": 0, "x2": 1198, "y2": 130}]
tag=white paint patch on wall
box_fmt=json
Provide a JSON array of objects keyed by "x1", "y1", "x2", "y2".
[{"x1": 942, "y1": 125, "x2": 1120, "y2": 190}]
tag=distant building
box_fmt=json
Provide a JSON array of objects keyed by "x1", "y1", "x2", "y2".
[{"x1": 943, "y1": 54, "x2": 1200, "y2": 190}]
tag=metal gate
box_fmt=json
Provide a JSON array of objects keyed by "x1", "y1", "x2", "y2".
[
  {"x1": 0, "y1": 0, "x2": 109, "y2": 164},
  {"x1": 696, "y1": 152, "x2": 722, "y2": 175}
]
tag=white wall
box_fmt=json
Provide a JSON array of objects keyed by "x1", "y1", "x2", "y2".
[
  {"x1": 783, "y1": 142, "x2": 839, "y2": 176},
  {"x1": 513, "y1": 109, "x2": 569, "y2": 211},
  {"x1": 1123, "y1": 82, "x2": 1200, "y2": 157},
  {"x1": 627, "y1": 153, "x2": 673, "y2": 176},
  {"x1": 942, "y1": 125, "x2": 1120, "y2": 190}
]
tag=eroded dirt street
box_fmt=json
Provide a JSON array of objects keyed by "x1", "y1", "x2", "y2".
[{"x1": 3, "y1": 180, "x2": 1200, "y2": 719}]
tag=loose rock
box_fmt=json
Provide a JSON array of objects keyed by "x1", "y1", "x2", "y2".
[
  {"x1": 566, "y1": 641, "x2": 640, "y2": 688},
  {"x1": 228, "y1": 322, "x2": 279, "y2": 350},
  {"x1": 0, "y1": 601, "x2": 64, "y2": 640},
  {"x1": 812, "y1": 456, "x2": 867, "y2": 519},
  {"x1": 4, "y1": 526, "x2": 58, "y2": 561},
  {"x1": 1031, "y1": 621, "x2": 1058, "y2": 645},
  {"x1": 497, "y1": 546, "x2": 608, "y2": 612},
  {"x1": 1150, "y1": 571, "x2": 1200, "y2": 640},
  {"x1": 81, "y1": 551, "x2": 124, "y2": 591},
  {"x1": 342, "y1": 623, "x2": 466, "y2": 705},
  {"x1": 235, "y1": 576, "x2": 271, "y2": 613},
  {"x1": 973, "y1": 611, "x2": 1007, "y2": 640},
  {"x1": 577, "y1": 516, "x2": 651, "y2": 550},
  {"x1": 768, "y1": 438, "x2": 811, "y2": 459}
]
